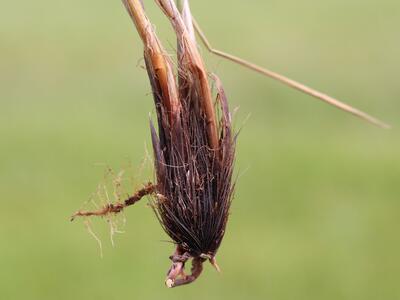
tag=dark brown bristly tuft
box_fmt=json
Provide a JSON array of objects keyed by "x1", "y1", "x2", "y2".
[
  {"x1": 148, "y1": 63, "x2": 235, "y2": 257},
  {"x1": 71, "y1": 0, "x2": 235, "y2": 288},
  {"x1": 130, "y1": 0, "x2": 236, "y2": 287}
]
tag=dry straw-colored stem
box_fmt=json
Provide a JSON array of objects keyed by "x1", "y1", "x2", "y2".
[
  {"x1": 123, "y1": 0, "x2": 219, "y2": 149},
  {"x1": 156, "y1": 0, "x2": 219, "y2": 150},
  {"x1": 192, "y1": 18, "x2": 390, "y2": 129},
  {"x1": 178, "y1": 0, "x2": 196, "y2": 42},
  {"x1": 123, "y1": 0, "x2": 180, "y2": 125}
]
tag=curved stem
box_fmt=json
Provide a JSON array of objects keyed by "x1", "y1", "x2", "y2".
[{"x1": 192, "y1": 18, "x2": 390, "y2": 129}]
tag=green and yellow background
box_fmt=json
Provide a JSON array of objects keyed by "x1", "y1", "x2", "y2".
[{"x1": 1, "y1": 1, "x2": 399, "y2": 299}]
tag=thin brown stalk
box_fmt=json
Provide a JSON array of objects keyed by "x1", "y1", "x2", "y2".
[
  {"x1": 192, "y1": 18, "x2": 390, "y2": 129},
  {"x1": 71, "y1": 183, "x2": 156, "y2": 221}
]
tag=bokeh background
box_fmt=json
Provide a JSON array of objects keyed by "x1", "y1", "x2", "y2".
[{"x1": 1, "y1": 0, "x2": 399, "y2": 299}]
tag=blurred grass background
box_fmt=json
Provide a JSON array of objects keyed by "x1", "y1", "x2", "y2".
[{"x1": 1, "y1": 0, "x2": 399, "y2": 299}]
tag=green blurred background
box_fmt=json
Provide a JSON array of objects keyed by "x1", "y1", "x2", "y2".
[{"x1": 1, "y1": 0, "x2": 399, "y2": 299}]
